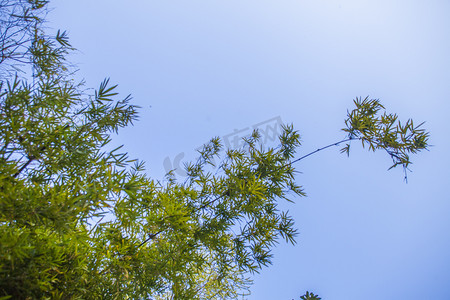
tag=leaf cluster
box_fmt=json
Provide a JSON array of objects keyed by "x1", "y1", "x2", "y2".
[
  {"x1": 341, "y1": 96, "x2": 429, "y2": 179},
  {"x1": 0, "y1": 0, "x2": 55, "y2": 77},
  {"x1": 299, "y1": 291, "x2": 321, "y2": 300}
]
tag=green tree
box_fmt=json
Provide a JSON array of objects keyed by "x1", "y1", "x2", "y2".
[
  {"x1": 299, "y1": 291, "x2": 321, "y2": 300},
  {"x1": 0, "y1": 1, "x2": 429, "y2": 299}
]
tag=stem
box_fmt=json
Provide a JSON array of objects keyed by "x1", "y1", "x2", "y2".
[
  {"x1": 13, "y1": 156, "x2": 34, "y2": 178},
  {"x1": 11, "y1": 146, "x2": 46, "y2": 178},
  {"x1": 137, "y1": 230, "x2": 163, "y2": 248},
  {"x1": 290, "y1": 137, "x2": 356, "y2": 165}
]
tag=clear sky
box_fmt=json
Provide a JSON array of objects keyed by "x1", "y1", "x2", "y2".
[{"x1": 49, "y1": 1, "x2": 450, "y2": 299}]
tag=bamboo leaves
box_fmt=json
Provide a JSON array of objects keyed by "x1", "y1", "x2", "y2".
[{"x1": 342, "y1": 96, "x2": 429, "y2": 178}]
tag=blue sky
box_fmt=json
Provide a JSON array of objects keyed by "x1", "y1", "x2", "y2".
[{"x1": 49, "y1": 1, "x2": 450, "y2": 299}]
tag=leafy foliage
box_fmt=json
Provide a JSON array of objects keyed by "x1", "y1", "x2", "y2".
[
  {"x1": 299, "y1": 291, "x2": 321, "y2": 300},
  {"x1": 0, "y1": 1, "x2": 430, "y2": 299},
  {"x1": 341, "y1": 96, "x2": 429, "y2": 180},
  {"x1": 0, "y1": 0, "x2": 69, "y2": 78}
]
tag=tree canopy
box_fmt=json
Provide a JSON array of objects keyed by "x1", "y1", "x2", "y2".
[{"x1": 0, "y1": 1, "x2": 430, "y2": 299}]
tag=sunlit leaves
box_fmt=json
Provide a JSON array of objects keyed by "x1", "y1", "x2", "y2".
[
  {"x1": 177, "y1": 126, "x2": 304, "y2": 278},
  {"x1": 342, "y1": 96, "x2": 429, "y2": 179}
]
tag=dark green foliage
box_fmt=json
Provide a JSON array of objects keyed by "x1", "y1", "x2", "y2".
[
  {"x1": 0, "y1": 1, "x2": 430, "y2": 299},
  {"x1": 299, "y1": 291, "x2": 321, "y2": 300}
]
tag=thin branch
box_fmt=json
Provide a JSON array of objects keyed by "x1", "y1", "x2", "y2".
[
  {"x1": 290, "y1": 137, "x2": 355, "y2": 165},
  {"x1": 137, "y1": 230, "x2": 163, "y2": 248},
  {"x1": 12, "y1": 156, "x2": 34, "y2": 178}
]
